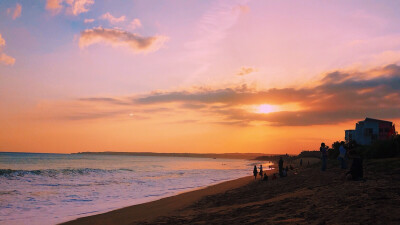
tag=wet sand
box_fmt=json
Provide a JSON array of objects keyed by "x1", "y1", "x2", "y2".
[
  {"x1": 62, "y1": 158, "x2": 400, "y2": 225},
  {"x1": 61, "y1": 172, "x2": 268, "y2": 225}
]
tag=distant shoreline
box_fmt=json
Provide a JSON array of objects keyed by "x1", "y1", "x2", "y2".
[
  {"x1": 0, "y1": 151, "x2": 290, "y2": 160},
  {"x1": 74, "y1": 151, "x2": 278, "y2": 160}
]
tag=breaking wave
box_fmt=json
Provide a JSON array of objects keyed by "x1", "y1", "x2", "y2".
[{"x1": 0, "y1": 168, "x2": 133, "y2": 177}]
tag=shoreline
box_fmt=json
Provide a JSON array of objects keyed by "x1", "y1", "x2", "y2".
[
  {"x1": 61, "y1": 169, "x2": 276, "y2": 225},
  {"x1": 61, "y1": 158, "x2": 400, "y2": 224}
]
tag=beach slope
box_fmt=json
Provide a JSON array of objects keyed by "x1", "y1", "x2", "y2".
[{"x1": 63, "y1": 158, "x2": 400, "y2": 225}]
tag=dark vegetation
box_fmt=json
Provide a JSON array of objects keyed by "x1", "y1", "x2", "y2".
[
  {"x1": 256, "y1": 135, "x2": 400, "y2": 164},
  {"x1": 328, "y1": 135, "x2": 400, "y2": 159}
]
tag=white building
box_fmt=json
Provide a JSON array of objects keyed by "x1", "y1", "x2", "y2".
[{"x1": 345, "y1": 118, "x2": 396, "y2": 145}]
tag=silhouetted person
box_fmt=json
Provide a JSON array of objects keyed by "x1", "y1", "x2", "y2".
[
  {"x1": 259, "y1": 164, "x2": 263, "y2": 179},
  {"x1": 300, "y1": 159, "x2": 303, "y2": 167},
  {"x1": 346, "y1": 150, "x2": 364, "y2": 180},
  {"x1": 253, "y1": 165, "x2": 258, "y2": 180},
  {"x1": 272, "y1": 173, "x2": 277, "y2": 180},
  {"x1": 338, "y1": 141, "x2": 347, "y2": 169},
  {"x1": 278, "y1": 157, "x2": 284, "y2": 176},
  {"x1": 290, "y1": 165, "x2": 294, "y2": 170},
  {"x1": 282, "y1": 168, "x2": 287, "y2": 177},
  {"x1": 263, "y1": 173, "x2": 268, "y2": 181},
  {"x1": 307, "y1": 160, "x2": 310, "y2": 167},
  {"x1": 320, "y1": 142, "x2": 328, "y2": 171},
  {"x1": 285, "y1": 165, "x2": 289, "y2": 172}
]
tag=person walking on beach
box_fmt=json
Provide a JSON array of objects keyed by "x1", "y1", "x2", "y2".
[
  {"x1": 338, "y1": 141, "x2": 347, "y2": 169},
  {"x1": 259, "y1": 164, "x2": 263, "y2": 179},
  {"x1": 253, "y1": 165, "x2": 258, "y2": 180},
  {"x1": 278, "y1": 157, "x2": 284, "y2": 176},
  {"x1": 320, "y1": 142, "x2": 328, "y2": 171}
]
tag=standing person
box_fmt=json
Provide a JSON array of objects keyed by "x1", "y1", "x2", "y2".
[
  {"x1": 300, "y1": 159, "x2": 303, "y2": 167},
  {"x1": 278, "y1": 157, "x2": 284, "y2": 176},
  {"x1": 320, "y1": 143, "x2": 328, "y2": 171},
  {"x1": 282, "y1": 168, "x2": 287, "y2": 177},
  {"x1": 338, "y1": 141, "x2": 347, "y2": 169},
  {"x1": 253, "y1": 165, "x2": 258, "y2": 180},
  {"x1": 259, "y1": 164, "x2": 263, "y2": 180}
]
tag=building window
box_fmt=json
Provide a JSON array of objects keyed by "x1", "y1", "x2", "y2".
[{"x1": 364, "y1": 128, "x2": 373, "y2": 136}]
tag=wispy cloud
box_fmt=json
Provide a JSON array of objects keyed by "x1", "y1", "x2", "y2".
[
  {"x1": 45, "y1": 0, "x2": 63, "y2": 14},
  {"x1": 45, "y1": 0, "x2": 94, "y2": 15},
  {"x1": 0, "y1": 34, "x2": 15, "y2": 66},
  {"x1": 130, "y1": 18, "x2": 142, "y2": 30},
  {"x1": 237, "y1": 66, "x2": 256, "y2": 76},
  {"x1": 79, "y1": 27, "x2": 168, "y2": 53},
  {"x1": 186, "y1": 0, "x2": 250, "y2": 53},
  {"x1": 100, "y1": 12, "x2": 126, "y2": 24},
  {"x1": 68, "y1": 0, "x2": 94, "y2": 15},
  {"x1": 7, "y1": 3, "x2": 22, "y2": 20},
  {"x1": 84, "y1": 18, "x2": 95, "y2": 23},
  {"x1": 183, "y1": 0, "x2": 251, "y2": 82}
]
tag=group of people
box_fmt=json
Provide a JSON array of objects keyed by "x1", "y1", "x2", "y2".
[
  {"x1": 253, "y1": 164, "x2": 268, "y2": 180},
  {"x1": 279, "y1": 157, "x2": 292, "y2": 177},
  {"x1": 253, "y1": 157, "x2": 294, "y2": 181},
  {"x1": 320, "y1": 141, "x2": 364, "y2": 180},
  {"x1": 252, "y1": 140, "x2": 364, "y2": 183}
]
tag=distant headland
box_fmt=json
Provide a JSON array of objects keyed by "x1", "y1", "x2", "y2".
[{"x1": 74, "y1": 152, "x2": 276, "y2": 160}]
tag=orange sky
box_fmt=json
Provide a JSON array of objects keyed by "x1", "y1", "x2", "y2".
[{"x1": 1, "y1": 0, "x2": 400, "y2": 154}]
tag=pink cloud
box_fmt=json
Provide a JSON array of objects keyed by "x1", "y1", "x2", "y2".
[
  {"x1": 45, "y1": 0, "x2": 94, "y2": 15},
  {"x1": 79, "y1": 27, "x2": 168, "y2": 53},
  {"x1": 7, "y1": 3, "x2": 22, "y2": 20},
  {"x1": 84, "y1": 18, "x2": 95, "y2": 23},
  {"x1": 66, "y1": 0, "x2": 94, "y2": 15},
  {"x1": 130, "y1": 18, "x2": 142, "y2": 30},
  {"x1": 0, "y1": 34, "x2": 15, "y2": 66},
  {"x1": 100, "y1": 12, "x2": 126, "y2": 24},
  {"x1": 45, "y1": 0, "x2": 64, "y2": 14},
  {"x1": 0, "y1": 53, "x2": 16, "y2": 66},
  {"x1": 237, "y1": 66, "x2": 256, "y2": 76}
]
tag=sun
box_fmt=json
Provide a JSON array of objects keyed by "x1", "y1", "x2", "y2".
[{"x1": 256, "y1": 104, "x2": 278, "y2": 114}]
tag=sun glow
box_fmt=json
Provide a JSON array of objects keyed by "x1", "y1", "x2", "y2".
[
  {"x1": 248, "y1": 103, "x2": 302, "y2": 114},
  {"x1": 256, "y1": 104, "x2": 279, "y2": 114}
]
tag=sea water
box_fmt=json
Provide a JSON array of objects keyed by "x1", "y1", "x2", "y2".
[{"x1": 0, "y1": 152, "x2": 271, "y2": 225}]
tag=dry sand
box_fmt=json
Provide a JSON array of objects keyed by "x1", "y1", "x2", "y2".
[{"x1": 62, "y1": 158, "x2": 400, "y2": 225}]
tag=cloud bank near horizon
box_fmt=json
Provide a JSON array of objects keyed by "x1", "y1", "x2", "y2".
[{"x1": 42, "y1": 64, "x2": 400, "y2": 126}]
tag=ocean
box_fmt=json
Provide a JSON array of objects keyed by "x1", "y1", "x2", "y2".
[{"x1": 0, "y1": 152, "x2": 271, "y2": 225}]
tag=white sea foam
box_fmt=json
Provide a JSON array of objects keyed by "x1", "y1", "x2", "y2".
[{"x1": 0, "y1": 153, "x2": 272, "y2": 225}]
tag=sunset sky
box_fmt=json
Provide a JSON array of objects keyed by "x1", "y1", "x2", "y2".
[{"x1": 1, "y1": 0, "x2": 400, "y2": 154}]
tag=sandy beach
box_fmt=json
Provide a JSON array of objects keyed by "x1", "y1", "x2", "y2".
[
  {"x1": 62, "y1": 158, "x2": 400, "y2": 225},
  {"x1": 61, "y1": 172, "x2": 264, "y2": 225}
]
